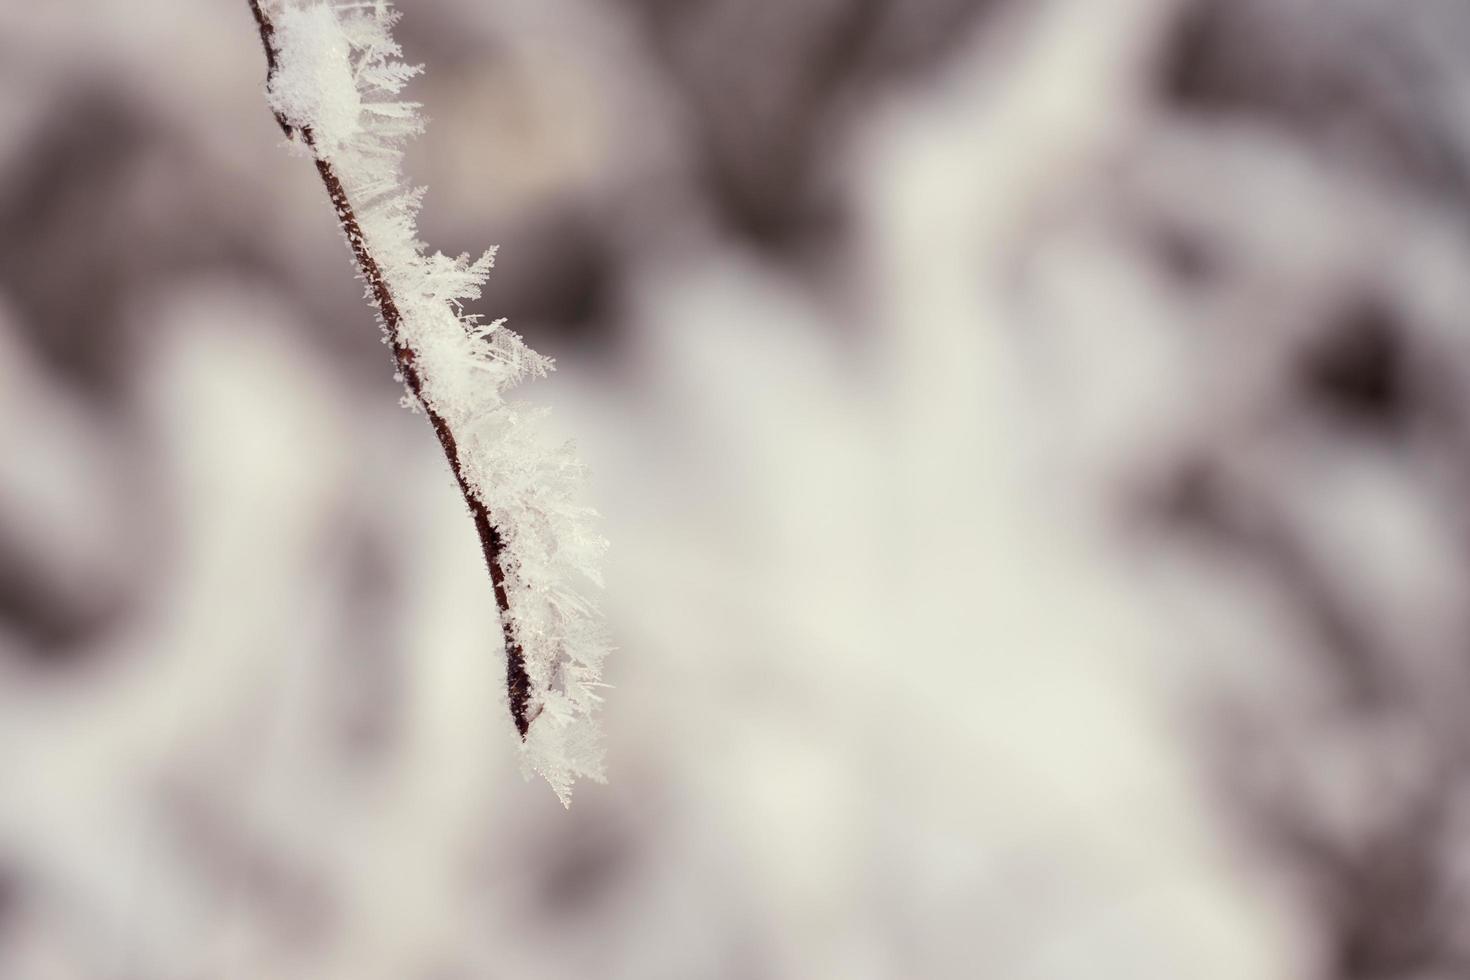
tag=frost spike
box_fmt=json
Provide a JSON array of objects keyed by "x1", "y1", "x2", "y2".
[{"x1": 246, "y1": 0, "x2": 607, "y2": 804}]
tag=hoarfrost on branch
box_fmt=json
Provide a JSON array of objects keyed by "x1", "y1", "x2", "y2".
[{"x1": 255, "y1": 0, "x2": 609, "y2": 805}]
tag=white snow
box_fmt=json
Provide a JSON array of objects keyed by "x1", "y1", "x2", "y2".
[
  {"x1": 263, "y1": 0, "x2": 609, "y2": 804},
  {"x1": 267, "y1": 4, "x2": 363, "y2": 155}
]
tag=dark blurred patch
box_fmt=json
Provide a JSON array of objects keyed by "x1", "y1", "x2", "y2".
[
  {"x1": 1167, "y1": 456, "x2": 1470, "y2": 975},
  {"x1": 0, "y1": 530, "x2": 123, "y2": 665},
  {"x1": 1159, "y1": 0, "x2": 1236, "y2": 111},
  {"x1": 329, "y1": 521, "x2": 404, "y2": 763},
  {"x1": 1241, "y1": 745, "x2": 1470, "y2": 979},
  {"x1": 1152, "y1": 457, "x2": 1395, "y2": 708},
  {"x1": 626, "y1": 0, "x2": 1001, "y2": 252},
  {"x1": 161, "y1": 780, "x2": 338, "y2": 953},
  {"x1": 1147, "y1": 265, "x2": 1470, "y2": 975},
  {"x1": 0, "y1": 84, "x2": 374, "y2": 393},
  {"x1": 535, "y1": 806, "x2": 637, "y2": 920},
  {"x1": 495, "y1": 214, "x2": 618, "y2": 349},
  {"x1": 1152, "y1": 455, "x2": 1229, "y2": 537},
  {"x1": 0, "y1": 863, "x2": 17, "y2": 933},
  {"x1": 1151, "y1": 221, "x2": 1224, "y2": 287},
  {"x1": 1314, "y1": 795, "x2": 1454, "y2": 978},
  {"x1": 1160, "y1": 0, "x2": 1470, "y2": 204},
  {"x1": 1298, "y1": 301, "x2": 1409, "y2": 435},
  {"x1": 0, "y1": 88, "x2": 162, "y2": 394}
]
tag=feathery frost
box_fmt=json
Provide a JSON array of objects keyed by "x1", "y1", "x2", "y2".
[{"x1": 263, "y1": 0, "x2": 608, "y2": 804}]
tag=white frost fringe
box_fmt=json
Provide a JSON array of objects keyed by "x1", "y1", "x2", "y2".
[{"x1": 264, "y1": 0, "x2": 608, "y2": 805}]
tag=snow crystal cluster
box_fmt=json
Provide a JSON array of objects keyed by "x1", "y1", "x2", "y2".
[{"x1": 264, "y1": 0, "x2": 608, "y2": 804}]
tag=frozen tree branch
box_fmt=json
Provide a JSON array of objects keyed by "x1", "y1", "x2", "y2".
[{"x1": 245, "y1": 0, "x2": 608, "y2": 804}]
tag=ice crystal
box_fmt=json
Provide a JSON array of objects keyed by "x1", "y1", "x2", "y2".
[{"x1": 263, "y1": 0, "x2": 608, "y2": 804}]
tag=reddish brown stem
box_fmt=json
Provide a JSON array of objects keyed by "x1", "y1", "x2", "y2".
[{"x1": 247, "y1": 0, "x2": 532, "y2": 736}]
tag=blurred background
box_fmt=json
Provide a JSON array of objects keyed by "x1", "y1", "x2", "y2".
[{"x1": 2, "y1": 0, "x2": 1470, "y2": 977}]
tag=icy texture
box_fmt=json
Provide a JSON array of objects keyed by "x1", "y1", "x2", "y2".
[
  {"x1": 265, "y1": 0, "x2": 608, "y2": 804},
  {"x1": 267, "y1": 4, "x2": 362, "y2": 154}
]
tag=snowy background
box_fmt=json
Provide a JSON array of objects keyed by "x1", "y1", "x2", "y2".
[{"x1": 3, "y1": 0, "x2": 1470, "y2": 977}]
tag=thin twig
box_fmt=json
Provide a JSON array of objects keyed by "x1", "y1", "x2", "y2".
[{"x1": 247, "y1": 0, "x2": 533, "y2": 737}]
